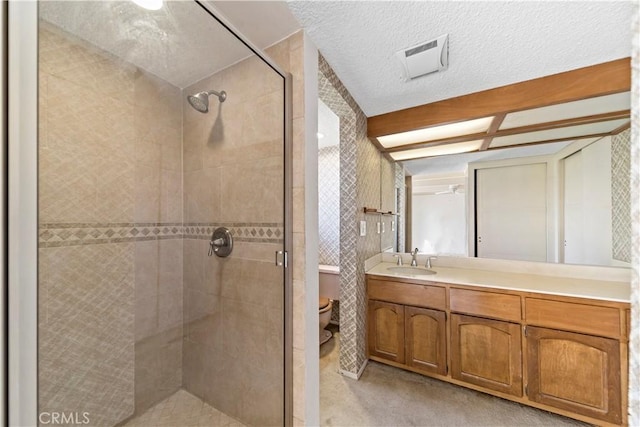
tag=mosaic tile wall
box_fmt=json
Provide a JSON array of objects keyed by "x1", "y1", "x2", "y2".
[
  {"x1": 319, "y1": 55, "x2": 397, "y2": 375},
  {"x1": 318, "y1": 145, "x2": 341, "y2": 266},
  {"x1": 629, "y1": 3, "x2": 639, "y2": 424},
  {"x1": 318, "y1": 56, "x2": 359, "y2": 375},
  {"x1": 612, "y1": 129, "x2": 631, "y2": 263}
]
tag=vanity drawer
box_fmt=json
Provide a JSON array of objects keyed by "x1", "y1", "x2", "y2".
[
  {"x1": 450, "y1": 288, "x2": 521, "y2": 322},
  {"x1": 368, "y1": 279, "x2": 446, "y2": 310},
  {"x1": 525, "y1": 298, "x2": 621, "y2": 338}
]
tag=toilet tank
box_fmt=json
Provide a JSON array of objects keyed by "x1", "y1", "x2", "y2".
[{"x1": 319, "y1": 265, "x2": 340, "y2": 300}]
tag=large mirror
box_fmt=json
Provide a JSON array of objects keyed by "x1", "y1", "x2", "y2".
[
  {"x1": 374, "y1": 60, "x2": 631, "y2": 267},
  {"x1": 403, "y1": 131, "x2": 631, "y2": 267}
]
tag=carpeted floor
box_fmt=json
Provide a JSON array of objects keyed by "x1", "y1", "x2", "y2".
[{"x1": 320, "y1": 325, "x2": 588, "y2": 427}]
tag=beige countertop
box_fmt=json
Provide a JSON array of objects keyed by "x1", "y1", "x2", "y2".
[{"x1": 366, "y1": 262, "x2": 631, "y2": 303}]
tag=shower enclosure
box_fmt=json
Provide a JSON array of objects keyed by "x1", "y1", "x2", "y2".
[{"x1": 26, "y1": 1, "x2": 291, "y2": 425}]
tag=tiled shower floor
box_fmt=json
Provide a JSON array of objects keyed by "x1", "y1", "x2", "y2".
[{"x1": 123, "y1": 389, "x2": 246, "y2": 427}]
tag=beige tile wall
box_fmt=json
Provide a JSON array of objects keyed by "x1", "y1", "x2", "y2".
[
  {"x1": 39, "y1": 18, "x2": 295, "y2": 427},
  {"x1": 38, "y1": 22, "x2": 184, "y2": 425},
  {"x1": 264, "y1": 32, "x2": 308, "y2": 427},
  {"x1": 181, "y1": 33, "x2": 292, "y2": 427},
  {"x1": 38, "y1": 243, "x2": 135, "y2": 427}
]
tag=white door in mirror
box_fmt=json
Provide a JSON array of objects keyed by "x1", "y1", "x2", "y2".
[{"x1": 476, "y1": 163, "x2": 547, "y2": 262}]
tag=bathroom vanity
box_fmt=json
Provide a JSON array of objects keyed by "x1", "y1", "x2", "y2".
[{"x1": 365, "y1": 260, "x2": 630, "y2": 426}]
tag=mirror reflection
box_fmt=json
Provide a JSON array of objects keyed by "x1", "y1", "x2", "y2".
[{"x1": 398, "y1": 129, "x2": 631, "y2": 267}]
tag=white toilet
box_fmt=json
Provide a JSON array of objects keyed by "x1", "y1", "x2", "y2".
[{"x1": 319, "y1": 265, "x2": 340, "y2": 345}]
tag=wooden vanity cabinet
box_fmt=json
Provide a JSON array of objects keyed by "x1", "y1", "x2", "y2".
[
  {"x1": 368, "y1": 300, "x2": 405, "y2": 363},
  {"x1": 366, "y1": 273, "x2": 629, "y2": 425},
  {"x1": 367, "y1": 278, "x2": 447, "y2": 371},
  {"x1": 405, "y1": 306, "x2": 447, "y2": 375},
  {"x1": 524, "y1": 297, "x2": 625, "y2": 424},
  {"x1": 450, "y1": 314, "x2": 522, "y2": 396},
  {"x1": 526, "y1": 326, "x2": 621, "y2": 424}
]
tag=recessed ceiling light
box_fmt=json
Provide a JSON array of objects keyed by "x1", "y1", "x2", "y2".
[
  {"x1": 390, "y1": 140, "x2": 483, "y2": 161},
  {"x1": 132, "y1": 0, "x2": 163, "y2": 10},
  {"x1": 317, "y1": 132, "x2": 325, "y2": 139},
  {"x1": 378, "y1": 117, "x2": 493, "y2": 148}
]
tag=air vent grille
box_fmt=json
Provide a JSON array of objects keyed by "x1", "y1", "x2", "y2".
[
  {"x1": 405, "y1": 40, "x2": 437, "y2": 57},
  {"x1": 396, "y1": 34, "x2": 448, "y2": 80}
]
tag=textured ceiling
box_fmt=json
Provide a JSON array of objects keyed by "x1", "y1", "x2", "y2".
[
  {"x1": 287, "y1": 1, "x2": 633, "y2": 117},
  {"x1": 40, "y1": 1, "x2": 300, "y2": 88},
  {"x1": 211, "y1": 0, "x2": 301, "y2": 50}
]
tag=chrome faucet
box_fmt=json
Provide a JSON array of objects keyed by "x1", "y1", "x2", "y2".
[
  {"x1": 426, "y1": 256, "x2": 437, "y2": 269},
  {"x1": 410, "y1": 248, "x2": 419, "y2": 267}
]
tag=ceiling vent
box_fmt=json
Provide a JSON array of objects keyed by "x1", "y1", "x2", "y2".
[{"x1": 396, "y1": 34, "x2": 449, "y2": 80}]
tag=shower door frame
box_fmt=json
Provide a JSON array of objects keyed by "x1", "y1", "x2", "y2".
[
  {"x1": 7, "y1": 1, "x2": 38, "y2": 426},
  {"x1": 5, "y1": 1, "x2": 294, "y2": 425},
  {"x1": 196, "y1": 3, "x2": 294, "y2": 425}
]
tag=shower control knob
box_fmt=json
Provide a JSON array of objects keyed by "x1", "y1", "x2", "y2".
[{"x1": 208, "y1": 227, "x2": 233, "y2": 257}]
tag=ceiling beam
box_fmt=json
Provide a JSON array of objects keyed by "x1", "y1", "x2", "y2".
[
  {"x1": 484, "y1": 132, "x2": 613, "y2": 152},
  {"x1": 367, "y1": 58, "x2": 631, "y2": 138},
  {"x1": 610, "y1": 121, "x2": 631, "y2": 135},
  {"x1": 384, "y1": 109, "x2": 630, "y2": 153},
  {"x1": 399, "y1": 131, "x2": 614, "y2": 162},
  {"x1": 480, "y1": 114, "x2": 506, "y2": 151}
]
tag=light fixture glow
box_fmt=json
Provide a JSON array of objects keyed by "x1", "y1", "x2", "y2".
[
  {"x1": 378, "y1": 117, "x2": 493, "y2": 149},
  {"x1": 132, "y1": 0, "x2": 163, "y2": 10},
  {"x1": 390, "y1": 140, "x2": 483, "y2": 161},
  {"x1": 317, "y1": 132, "x2": 325, "y2": 139}
]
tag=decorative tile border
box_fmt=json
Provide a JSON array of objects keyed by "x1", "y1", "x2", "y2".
[
  {"x1": 39, "y1": 222, "x2": 284, "y2": 247},
  {"x1": 183, "y1": 222, "x2": 283, "y2": 243}
]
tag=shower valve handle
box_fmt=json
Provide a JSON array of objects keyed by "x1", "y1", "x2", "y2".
[
  {"x1": 208, "y1": 227, "x2": 233, "y2": 257},
  {"x1": 208, "y1": 238, "x2": 225, "y2": 256}
]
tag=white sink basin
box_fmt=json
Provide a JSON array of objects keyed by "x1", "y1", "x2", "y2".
[{"x1": 387, "y1": 266, "x2": 437, "y2": 276}]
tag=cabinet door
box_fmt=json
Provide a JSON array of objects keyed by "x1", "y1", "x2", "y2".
[
  {"x1": 368, "y1": 300, "x2": 405, "y2": 363},
  {"x1": 526, "y1": 326, "x2": 621, "y2": 424},
  {"x1": 451, "y1": 314, "x2": 522, "y2": 396},
  {"x1": 405, "y1": 307, "x2": 446, "y2": 375}
]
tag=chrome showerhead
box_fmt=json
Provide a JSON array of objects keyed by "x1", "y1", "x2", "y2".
[
  {"x1": 187, "y1": 89, "x2": 227, "y2": 113},
  {"x1": 187, "y1": 92, "x2": 209, "y2": 113}
]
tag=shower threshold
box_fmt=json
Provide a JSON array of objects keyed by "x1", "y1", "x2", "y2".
[{"x1": 123, "y1": 389, "x2": 246, "y2": 427}]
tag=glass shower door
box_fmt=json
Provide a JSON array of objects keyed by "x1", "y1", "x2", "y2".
[{"x1": 37, "y1": 1, "x2": 289, "y2": 425}]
